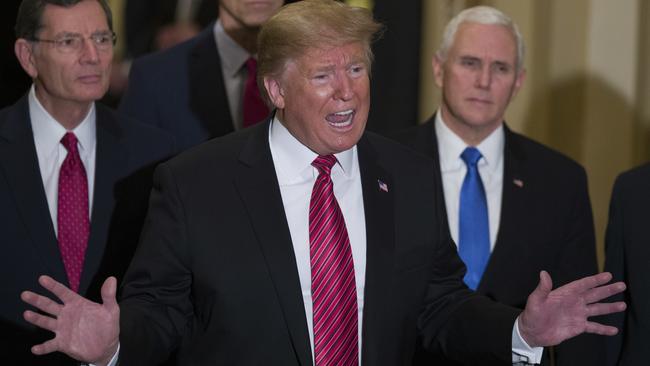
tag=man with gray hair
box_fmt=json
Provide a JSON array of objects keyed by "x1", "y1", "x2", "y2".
[
  {"x1": 21, "y1": 1, "x2": 622, "y2": 365},
  {"x1": 0, "y1": 0, "x2": 175, "y2": 364},
  {"x1": 393, "y1": 6, "x2": 602, "y2": 365}
]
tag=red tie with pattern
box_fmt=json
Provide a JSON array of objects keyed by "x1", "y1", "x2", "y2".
[
  {"x1": 242, "y1": 57, "x2": 270, "y2": 127},
  {"x1": 310, "y1": 155, "x2": 358, "y2": 366},
  {"x1": 57, "y1": 132, "x2": 90, "y2": 293}
]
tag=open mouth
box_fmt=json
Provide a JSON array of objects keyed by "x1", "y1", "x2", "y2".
[{"x1": 325, "y1": 109, "x2": 355, "y2": 128}]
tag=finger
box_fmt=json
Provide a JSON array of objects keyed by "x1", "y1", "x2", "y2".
[
  {"x1": 21, "y1": 291, "x2": 63, "y2": 316},
  {"x1": 560, "y1": 272, "x2": 613, "y2": 294},
  {"x1": 584, "y1": 281, "x2": 626, "y2": 304},
  {"x1": 31, "y1": 338, "x2": 59, "y2": 355},
  {"x1": 530, "y1": 270, "x2": 553, "y2": 301},
  {"x1": 23, "y1": 310, "x2": 57, "y2": 332},
  {"x1": 584, "y1": 321, "x2": 619, "y2": 336},
  {"x1": 38, "y1": 275, "x2": 76, "y2": 303},
  {"x1": 587, "y1": 301, "x2": 627, "y2": 317},
  {"x1": 101, "y1": 276, "x2": 118, "y2": 310}
]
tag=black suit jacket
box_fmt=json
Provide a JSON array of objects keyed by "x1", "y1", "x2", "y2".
[
  {"x1": 119, "y1": 25, "x2": 234, "y2": 152},
  {"x1": 117, "y1": 120, "x2": 520, "y2": 365},
  {"x1": 0, "y1": 96, "x2": 175, "y2": 365},
  {"x1": 392, "y1": 116, "x2": 602, "y2": 366},
  {"x1": 603, "y1": 163, "x2": 650, "y2": 366}
]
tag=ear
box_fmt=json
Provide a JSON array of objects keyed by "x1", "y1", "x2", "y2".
[
  {"x1": 432, "y1": 53, "x2": 444, "y2": 89},
  {"x1": 263, "y1": 76, "x2": 286, "y2": 110},
  {"x1": 511, "y1": 67, "x2": 527, "y2": 98},
  {"x1": 15, "y1": 39, "x2": 38, "y2": 79}
]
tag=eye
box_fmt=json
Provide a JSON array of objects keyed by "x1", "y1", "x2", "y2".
[
  {"x1": 460, "y1": 58, "x2": 479, "y2": 68},
  {"x1": 93, "y1": 33, "x2": 113, "y2": 46},
  {"x1": 494, "y1": 63, "x2": 511, "y2": 74},
  {"x1": 58, "y1": 37, "x2": 79, "y2": 48},
  {"x1": 349, "y1": 64, "x2": 365, "y2": 76}
]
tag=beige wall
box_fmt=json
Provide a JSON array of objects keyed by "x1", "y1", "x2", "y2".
[{"x1": 419, "y1": 0, "x2": 649, "y2": 268}]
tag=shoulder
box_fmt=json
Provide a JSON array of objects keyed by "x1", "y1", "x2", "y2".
[
  {"x1": 362, "y1": 131, "x2": 437, "y2": 174},
  {"x1": 97, "y1": 104, "x2": 175, "y2": 151},
  {"x1": 613, "y1": 163, "x2": 650, "y2": 195},
  {"x1": 507, "y1": 128, "x2": 586, "y2": 177},
  {"x1": 129, "y1": 26, "x2": 215, "y2": 76}
]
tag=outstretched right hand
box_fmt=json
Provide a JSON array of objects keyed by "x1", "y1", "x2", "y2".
[{"x1": 21, "y1": 275, "x2": 120, "y2": 366}]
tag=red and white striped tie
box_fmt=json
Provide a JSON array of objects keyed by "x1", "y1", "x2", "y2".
[{"x1": 310, "y1": 155, "x2": 358, "y2": 366}]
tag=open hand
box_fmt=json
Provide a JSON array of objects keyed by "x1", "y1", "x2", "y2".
[
  {"x1": 21, "y1": 275, "x2": 120, "y2": 366},
  {"x1": 518, "y1": 271, "x2": 626, "y2": 347}
]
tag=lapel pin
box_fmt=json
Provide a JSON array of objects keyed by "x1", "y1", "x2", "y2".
[
  {"x1": 377, "y1": 179, "x2": 389, "y2": 192},
  {"x1": 513, "y1": 179, "x2": 524, "y2": 188}
]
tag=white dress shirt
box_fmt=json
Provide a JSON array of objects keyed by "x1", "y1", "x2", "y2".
[
  {"x1": 269, "y1": 117, "x2": 366, "y2": 364},
  {"x1": 435, "y1": 112, "x2": 503, "y2": 251},
  {"x1": 28, "y1": 85, "x2": 96, "y2": 236},
  {"x1": 435, "y1": 111, "x2": 542, "y2": 364}
]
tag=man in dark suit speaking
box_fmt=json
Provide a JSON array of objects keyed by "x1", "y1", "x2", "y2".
[
  {"x1": 20, "y1": 1, "x2": 625, "y2": 365},
  {"x1": 392, "y1": 6, "x2": 602, "y2": 365},
  {"x1": 0, "y1": 0, "x2": 174, "y2": 364}
]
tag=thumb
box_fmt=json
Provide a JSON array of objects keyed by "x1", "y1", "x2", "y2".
[
  {"x1": 531, "y1": 270, "x2": 553, "y2": 301},
  {"x1": 100, "y1": 276, "x2": 118, "y2": 310}
]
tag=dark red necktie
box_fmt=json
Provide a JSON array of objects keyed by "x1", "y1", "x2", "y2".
[
  {"x1": 242, "y1": 57, "x2": 270, "y2": 127},
  {"x1": 57, "y1": 132, "x2": 89, "y2": 293},
  {"x1": 310, "y1": 155, "x2": 358, "y2": 366}
]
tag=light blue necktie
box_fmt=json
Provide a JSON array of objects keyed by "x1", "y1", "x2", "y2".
[{"x1": 458, "y1": 147, "x2": 490, "y2": 290}]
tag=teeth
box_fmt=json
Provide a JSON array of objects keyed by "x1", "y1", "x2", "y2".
[{"x1": 334, "y1": 109, "x2": 353, "y2": 116}]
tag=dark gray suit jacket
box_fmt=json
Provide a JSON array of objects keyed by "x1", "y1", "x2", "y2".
[{"x1": 604, "y1": 163, "x2": 650, "y2": 366}]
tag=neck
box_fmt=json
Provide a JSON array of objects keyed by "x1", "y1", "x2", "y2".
[
  {"x1": 219, "y1": 15, "x2": 260, "y2": 54},
  {"x1": 35, "y1": 88, "x2": 91, "y2": 130},
  {"x1": 439, "y1": 109, "x2": 500, "y2": 147}
]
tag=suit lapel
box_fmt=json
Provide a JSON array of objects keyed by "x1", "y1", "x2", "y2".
[
  {"x1": 478, "y1": 126, "x2": 527, "y2": 292},
  {"x1": 0, "y1": 97, "x2": 67, "y2": 283},
  {"x1": 188, "y1": 25, "x2": 234, "y2": 137},
  {"x1": 234, "y1": 122, "x2": 312, "y2": 366},
  {"x1": 356, "y1": 136, "x2": 396, "y2": 365},
  {"x1": 78, "y1": 106, "x2": 127, "y2": 294}
]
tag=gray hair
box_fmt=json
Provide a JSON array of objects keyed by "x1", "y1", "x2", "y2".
[{"x1": 437, "y1": 5, "x2": 525, "y2": 71}]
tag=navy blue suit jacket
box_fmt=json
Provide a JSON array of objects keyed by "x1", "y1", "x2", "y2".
[
  {"x1": 392, "y1": 116, "x2": 602, "y2": 366},
  {"x1": 0, "y1": 96, "x2": 175, "y2": 365},
  {"x1": 120, "y1": 25, "x2": 234, "y2": 152}
]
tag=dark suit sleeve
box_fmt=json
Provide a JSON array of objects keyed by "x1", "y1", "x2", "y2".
[
  {"x1": 602, "y1": 175, "x2": 626, "y2": 366},
  {"x1": 551, "y1": 167, "x2": 604, "y2": 366},
  {"x1": 119, "y1": 162, "x2": 194, "y2": 366},
  {"x1": 119, "y1": 59, "x2": 159, "y2": 128}
]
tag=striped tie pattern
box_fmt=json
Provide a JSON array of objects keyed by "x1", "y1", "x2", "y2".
[
  {"x1": 58, "y1": 132, "x2": 90, "y2": 292},
  {"x1": 310, "y1": 155, "x2": 358, "y2": 366}
]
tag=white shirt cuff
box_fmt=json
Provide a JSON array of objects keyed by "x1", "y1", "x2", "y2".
[
  {"x1": 512, "y1": 316, "x2": 544, "y2": 364},
  {"x1": 88, "y1": 343, "x2": 120, "y2": 366}
]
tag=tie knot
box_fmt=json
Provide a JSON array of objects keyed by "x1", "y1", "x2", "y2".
[
  {"x1": 61, "y1": 132, "x2": 79, "y2": 153},
  {"x1": 461, "y1": 147, "x2": 482, "y2": 167},
  {"x1": 245, "y1": 57, "x2": 258, "y2": 74},
  {"x1": 312, "y1": 155, "x2": 337, "y2": 175}
]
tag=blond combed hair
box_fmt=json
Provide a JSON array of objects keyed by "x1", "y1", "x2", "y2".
[{"x1": 257, "y1": 0, "x2": 383, "y2": 103}]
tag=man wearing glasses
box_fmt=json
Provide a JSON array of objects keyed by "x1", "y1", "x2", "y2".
[{"x1": 0, "y1": 1, "x2": 175, "y2": 364}]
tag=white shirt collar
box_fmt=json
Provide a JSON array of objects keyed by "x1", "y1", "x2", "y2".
[
  {"x1": 269, "y1": 115, "x2": 355, "y2": 184},
  {"x1": 29, "y1": 84, "x2": 96, "y2": 155},
  {"x1": 435, "y1": 110, "x2": 504, "y2": 177}
]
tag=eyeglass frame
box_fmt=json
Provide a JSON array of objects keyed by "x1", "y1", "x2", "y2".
[{"x1": 29, "y1": 31, "x2": 117, "y2": 54}]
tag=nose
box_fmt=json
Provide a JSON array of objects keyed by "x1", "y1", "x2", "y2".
[
  {"x1": 79, "y1": 38, "x2": 100, "y2": 64},
  {"x1": 475, "y1": 65, "x2": 492, "y2": 89},
  {"x1": 334, "y1": 74, "x2": 353, "y2": 101}
]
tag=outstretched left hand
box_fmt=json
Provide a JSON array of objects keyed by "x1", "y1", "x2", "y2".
[{"x1": 518, "y1": 271, "x2": 626, "y2": 347}]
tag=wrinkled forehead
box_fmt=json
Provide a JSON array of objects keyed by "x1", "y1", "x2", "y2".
[{"x1": 39, "y1": 1, "x2": 109, "y2": 35}]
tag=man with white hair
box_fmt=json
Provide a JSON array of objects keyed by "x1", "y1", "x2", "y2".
[{"x1": 394, "y1": 6, "x2": 602, "y2": 366}]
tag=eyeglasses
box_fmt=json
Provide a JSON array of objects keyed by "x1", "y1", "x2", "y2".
[{"x1": 31, "y1": 31, "x2": 116, "y2": 54}]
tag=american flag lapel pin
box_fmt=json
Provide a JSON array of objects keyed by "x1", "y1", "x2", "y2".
[
  {"x1": 378, "y1": 179, "x2": 389, "y2": 192},
  {"x1": 513, "y1": 178, "x2": 524, "y2": 188}
]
